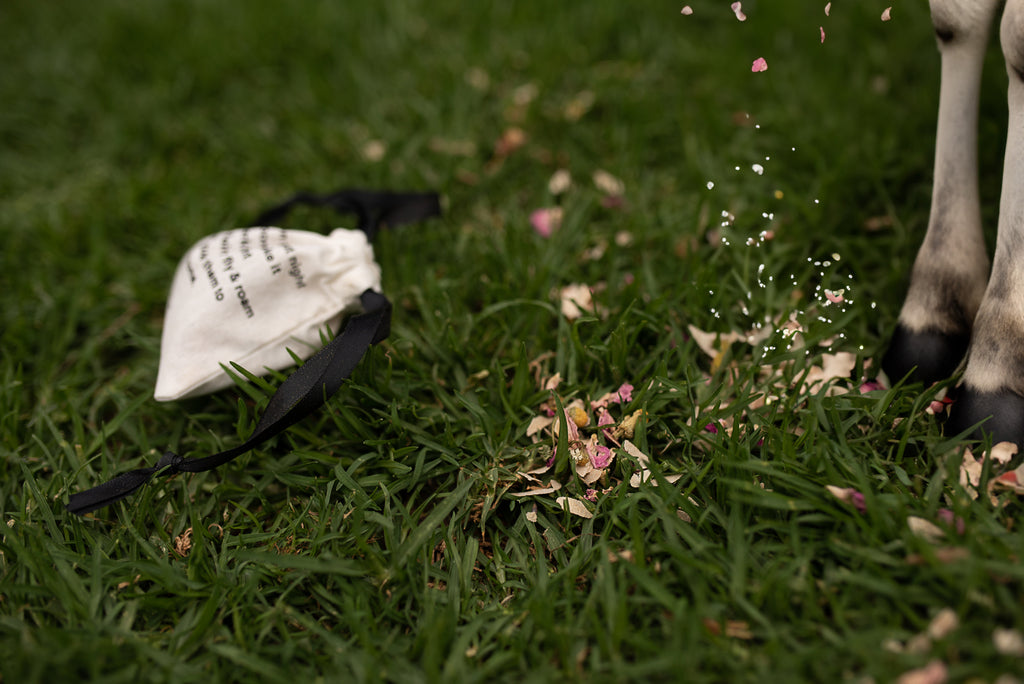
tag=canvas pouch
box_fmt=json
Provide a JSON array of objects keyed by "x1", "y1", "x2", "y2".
[{"x1": 66, "y1": 188, "x2": 441, "y2": 516}]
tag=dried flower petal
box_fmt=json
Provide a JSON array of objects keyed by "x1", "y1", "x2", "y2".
[
  {"x1": 530, "y1": 207, "x2": 563, "y2": 238},
  {"x1": 593, "y1": 169, "x2": 625, "y2": 197},
  {"x1": 548, "y1": 169, "x2": 572, "y2": 195},
  {"x1": 896, "y1": 660, "x2": 946, "y2": 684},
  {"x1": 907, "y1": 516, "x2": 945, "y2": 543},
  {"x1": 927, "y1": 608, "x2": 959, "y2": 640},
  {"x1": 993, "y1": 628, "x2": 1024, "y2": 657},
  {"x1": 556, "y1": 496, "x2": 594, "y2": 518}
]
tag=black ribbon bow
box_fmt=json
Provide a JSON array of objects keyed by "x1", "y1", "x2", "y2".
[{"x1": 66, "y1": 189, "x2": 440, "y2": 516}]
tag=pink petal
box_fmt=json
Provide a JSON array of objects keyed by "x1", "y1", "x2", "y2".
[
  {"x1": 681, "y1": 5, "x2": 693, "y2": 15},
  {"x1": 820, "y1": 26, "x2": 825, "y2": 43},
  {"x1": 616, "y1": 383, "x2": 634, "y2": 403},
  {"x1": 584, "y1": 488, "x2": 599, "y2": 502},
  {"x1": 597, "y1": 408, "x2": 615, "y2": 427},
  {"x1": 937, "y1": 508, "x2": 966, "y2": 535},
  {"x1": 860, "y1": 380, "x2": 885, "y2": 393},
  {"x1": 751, "y1": 57, "x2": 768, "y2": 73},
  {"x1": 881, "y1": 7, "x2": 891, "y2": 21},
  {"x1": 591, "y1": 444, "x2": 614, "y2": 469},
  {"x1": 824, "y1": 2, "x2": 831, "y2": 16},
  {"x1": 731, "y1": 2, "x2": 746, "y2": 21},
  {"x1": 530, "y1": 207, "x2": 562, "y2": 238}
]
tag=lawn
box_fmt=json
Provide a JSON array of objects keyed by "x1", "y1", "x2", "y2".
[{"x1": 2, "y1": 0, "x2": 1023, "y2": 681}]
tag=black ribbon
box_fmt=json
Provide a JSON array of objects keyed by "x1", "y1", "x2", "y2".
[
  {"x1": 66, "y1": 188, "x2": 440, "y2": 516},
  {"x1": 252, "y1": 188, "x2": 442, "y2": 241}
]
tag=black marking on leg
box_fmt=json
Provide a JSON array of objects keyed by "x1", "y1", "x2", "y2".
[
  {"x1": 881, "y1": 324, "x2": 969, "y2": 386},
  {"x1": 945, "y1": 386, "x2": 1024, "y2": 458},
  {"x1": 934, "y1": 26, "x2": 956, "y2": 44}
]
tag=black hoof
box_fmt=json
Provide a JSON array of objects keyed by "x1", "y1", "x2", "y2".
[
  {"x1": 881, "y1": 324, "x2": 969, "y2": 386},
  {"x1": 946, "y1": 386, "x2": 1024, "y2": 455}
]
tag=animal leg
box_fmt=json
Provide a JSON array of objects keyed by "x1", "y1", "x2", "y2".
[
  {"x1": 947, "y1": 0, "x2": 1024, "y2": 447},
  {"x1": 882, "y1": 0, "x2": 998, "y2": 385}
]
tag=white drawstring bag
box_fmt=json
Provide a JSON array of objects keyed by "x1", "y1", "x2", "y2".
[
  {"x1": 67, "y1": 188, "x2": 440, "y2": 516},
  {"x1": 154, "y1": 226, "x2": 381, "y2": 401}
]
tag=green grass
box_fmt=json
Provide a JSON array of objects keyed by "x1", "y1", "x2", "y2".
[{"x1": 3, "y1": 0, "x2": 1024, "y2": 681}]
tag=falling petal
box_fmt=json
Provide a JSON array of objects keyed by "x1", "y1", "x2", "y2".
[
  {"x1": 881, "y1": 7, "x2": 892, "y2": 21},
  {"x1": 731, "y1": 2, "x2": 746, "y2": 21},
  {"x1": 824, "y1": 2, "x2": 831, "y2": 16},
  {"x1": 681, "y1": 5, "x2": 693, "y2": 15},
  {"x1": 820, "y1": 26, "x2": 825, "y2": 43},
  {"x1": 751, "y1": 57, "x2": 768, "y2": 73}
]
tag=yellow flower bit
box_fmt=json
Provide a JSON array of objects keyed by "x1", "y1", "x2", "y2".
[{"x1": 567, "y1": 404, "x2": 590, "y2": 428}]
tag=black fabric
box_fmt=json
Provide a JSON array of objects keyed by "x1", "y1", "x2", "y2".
[
  {"x1": 66, "y1": 188, "x2": 439, "y2": 516},
  {"x1": 252, "y1": 188, "x2": 442, "y2": 240}
]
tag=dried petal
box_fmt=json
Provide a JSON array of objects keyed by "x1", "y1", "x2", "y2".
[
  {"x1": 592, "y1": 169, "x2": 625, "y2": 197},
  {"x1": 591, "y1": 444, "x2": 614, "y2": 469},
  {"x1": 907, "y1": 516, "x2": 945, "y2": 543},
  {"x1": 556, "y1": 496, "x2": 594, "y2": 518},
  {"x1": 548, "y1": 169, "x2": 572, "y2": 195},
  {"x1": 993, "y1": 628, "x2": 1024, "y2": 657},
  {"x1": 927, "y1": 608, "x2": 959, "y2": 640},
  {"x1": 896, "y1": 660, "x2": 946, "y2": 684},
  {"x1": 530, "y1": 207, "x2": 563, "y2": 238}
]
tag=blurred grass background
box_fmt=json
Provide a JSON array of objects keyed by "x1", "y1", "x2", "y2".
[{"x1": 3, "y1": 1, "x2": 1023, "y2": 681}]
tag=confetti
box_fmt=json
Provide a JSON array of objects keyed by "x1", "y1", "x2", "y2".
[{"x1": 751, "y1": 57, "x2": 768, "y2": 73}]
